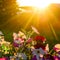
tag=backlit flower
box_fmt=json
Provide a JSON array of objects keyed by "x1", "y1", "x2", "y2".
[
  {"x1": 18, "y1": 31, "x2": 26, "y2": 39},
  {"x1": 53, "y1": 44, "x2": 60, "y2": 52},
  {"x1": 31, "y1": 26, "x2": 40, "y2": 34}
]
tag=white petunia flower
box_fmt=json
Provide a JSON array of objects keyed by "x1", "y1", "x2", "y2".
[
  {"x1": 31, "y1": 26, "x2": 40, "y2": 34},
  {"x1": 17, "y1": 53, "x2": 27, "y2": 60}
]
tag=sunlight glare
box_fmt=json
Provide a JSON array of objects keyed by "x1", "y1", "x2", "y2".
[
  {"x1": 16, "y1": 0, "x2": 60, "y2": 9},
  {"x1": 16, "y1": 0, "x2": 52, "y2": 9}
]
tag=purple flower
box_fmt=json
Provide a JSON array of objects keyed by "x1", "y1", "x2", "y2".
[{"x1": 32, "y1": 48, "x2": 45, "y2": 60}]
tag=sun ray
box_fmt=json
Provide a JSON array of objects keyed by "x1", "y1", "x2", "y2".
[
  {"x1": 46, "y1": 8, "x2": 59, "y2": 40},
  {"x1": 24, "y1": 13, "x2": 36, "y2": 29},
  {"x1": 48, "y1": 22, "x2": 59, "y2": 40}
]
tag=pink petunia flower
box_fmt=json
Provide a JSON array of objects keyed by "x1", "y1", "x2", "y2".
[{"x1": 26, "y1": 38, "x2": 32, "y2": 43}]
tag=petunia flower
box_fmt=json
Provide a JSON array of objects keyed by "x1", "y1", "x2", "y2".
[
  {"x1": 32, "y1": 48, "x2": 45, "y2": 55},
  {"x1": 53, "y1": 44, "x2": 60, "y2": 52},
  {"x1": 0, "y1": 57, "x2": 7, "y2": 60},
  {"x1": 18, "y1": 31, "x2": 26, "y2": 39},
  {"x1": 17, "y1": 53, "x2": 27, "y2": 60},
  {"x1": 31, "y1": 26, "x2": 40, "y2": 35},
  {"x1": 26, "y1": 38, "x2": 32, "y2": 44},
  {"x1": 13, "y1": 38, "x2": 24, "y2": 47},
  {"x1": 32, "y1": 48, "x2": 45, "y2": 60},
  {"x1": 13, "y1": 32, "x2": 18, "y2": 40}
]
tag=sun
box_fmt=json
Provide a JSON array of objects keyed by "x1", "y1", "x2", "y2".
[
  {"x1": 34, "y1": 0, "x2": 51, "y2": 9},
  {"x1": 16, "y1": 0, "x2": 52, "y2": 9},
  {"x1": 16, "y1": 0, "x2": 60, "y2": 9}
]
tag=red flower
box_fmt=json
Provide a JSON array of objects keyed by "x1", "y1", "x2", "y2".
[
  {"x1": 34, "y1": 44, "x2": 45, "y2": 50},
  {"x1": 34, "y1": 36, "x2": 46, "y2": 42},
  {"x1": 33, "y1": 36, "x2": 46, "y2": 49}
]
